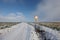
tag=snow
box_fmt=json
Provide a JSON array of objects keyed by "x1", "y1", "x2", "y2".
[
  {"x1": 30, "y1": 23, "x2": 60, "y2": 40},
  {"x1": 0, "y1": 22, "x2": 60, "y2": 40},
  {"x1": 39, "y1": 26, "x2": 60, "y2": 40},
  {"x1": 0, "y1": 22, "x2": 39, "y2": 40}
]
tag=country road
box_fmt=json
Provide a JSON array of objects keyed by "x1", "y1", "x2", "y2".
[
  {"x1": 0, "y1": 22, "x2": 60, "y2": 40},
  {"x1": 0, "y1": 23, "x2": 39, "y2": 40}
]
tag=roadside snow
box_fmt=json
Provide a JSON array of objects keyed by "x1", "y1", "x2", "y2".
[{"x1": 40, "y1": 26, "x2": 60, "y2": 40}]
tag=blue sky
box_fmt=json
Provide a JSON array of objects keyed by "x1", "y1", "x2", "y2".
[
  {"x1": 0, "y1": 0, "x2": 42, "y2": 22},
  {"x1": 0, "y1": 0, "x2": 60, "y2": 22},
  {"x1": 0, "y1": 0, "x2": 39, "y2": 14}
]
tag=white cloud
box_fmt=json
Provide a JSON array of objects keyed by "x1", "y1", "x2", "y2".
[
  {"x1": 32, "y1": 0, "x2": 60, "y2": 22},
  {"x1": 0, "y1": 12, "x2": 26, "y2": 22}
]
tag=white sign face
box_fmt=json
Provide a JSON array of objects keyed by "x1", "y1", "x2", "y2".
[
  {"x1": 34, "y1": 16, "x2": 38, "y2": 19},
  {"x1": 34, "y1": 16, "x2": 38, "y2": 22}
]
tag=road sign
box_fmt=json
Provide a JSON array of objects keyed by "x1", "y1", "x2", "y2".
[{"x1": 34, "y1": 16, "x2": 38, "y2": 22}]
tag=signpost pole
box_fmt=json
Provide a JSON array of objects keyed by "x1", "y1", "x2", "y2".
[{"x1": 34, "y1": 16, "x2": 38, "y2": 31}]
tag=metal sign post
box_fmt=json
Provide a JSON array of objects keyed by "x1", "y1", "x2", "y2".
[{"x1": 34, "y1": 16, "x2": 38, "y2": 31}]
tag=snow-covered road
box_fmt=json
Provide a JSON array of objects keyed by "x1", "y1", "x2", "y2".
[
  {"x1": 0, "y1": 22, "x2": 39, "y2": 40},
  {"x1": 0, "y1": 22, "x2": 60, "y2": 40}
]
